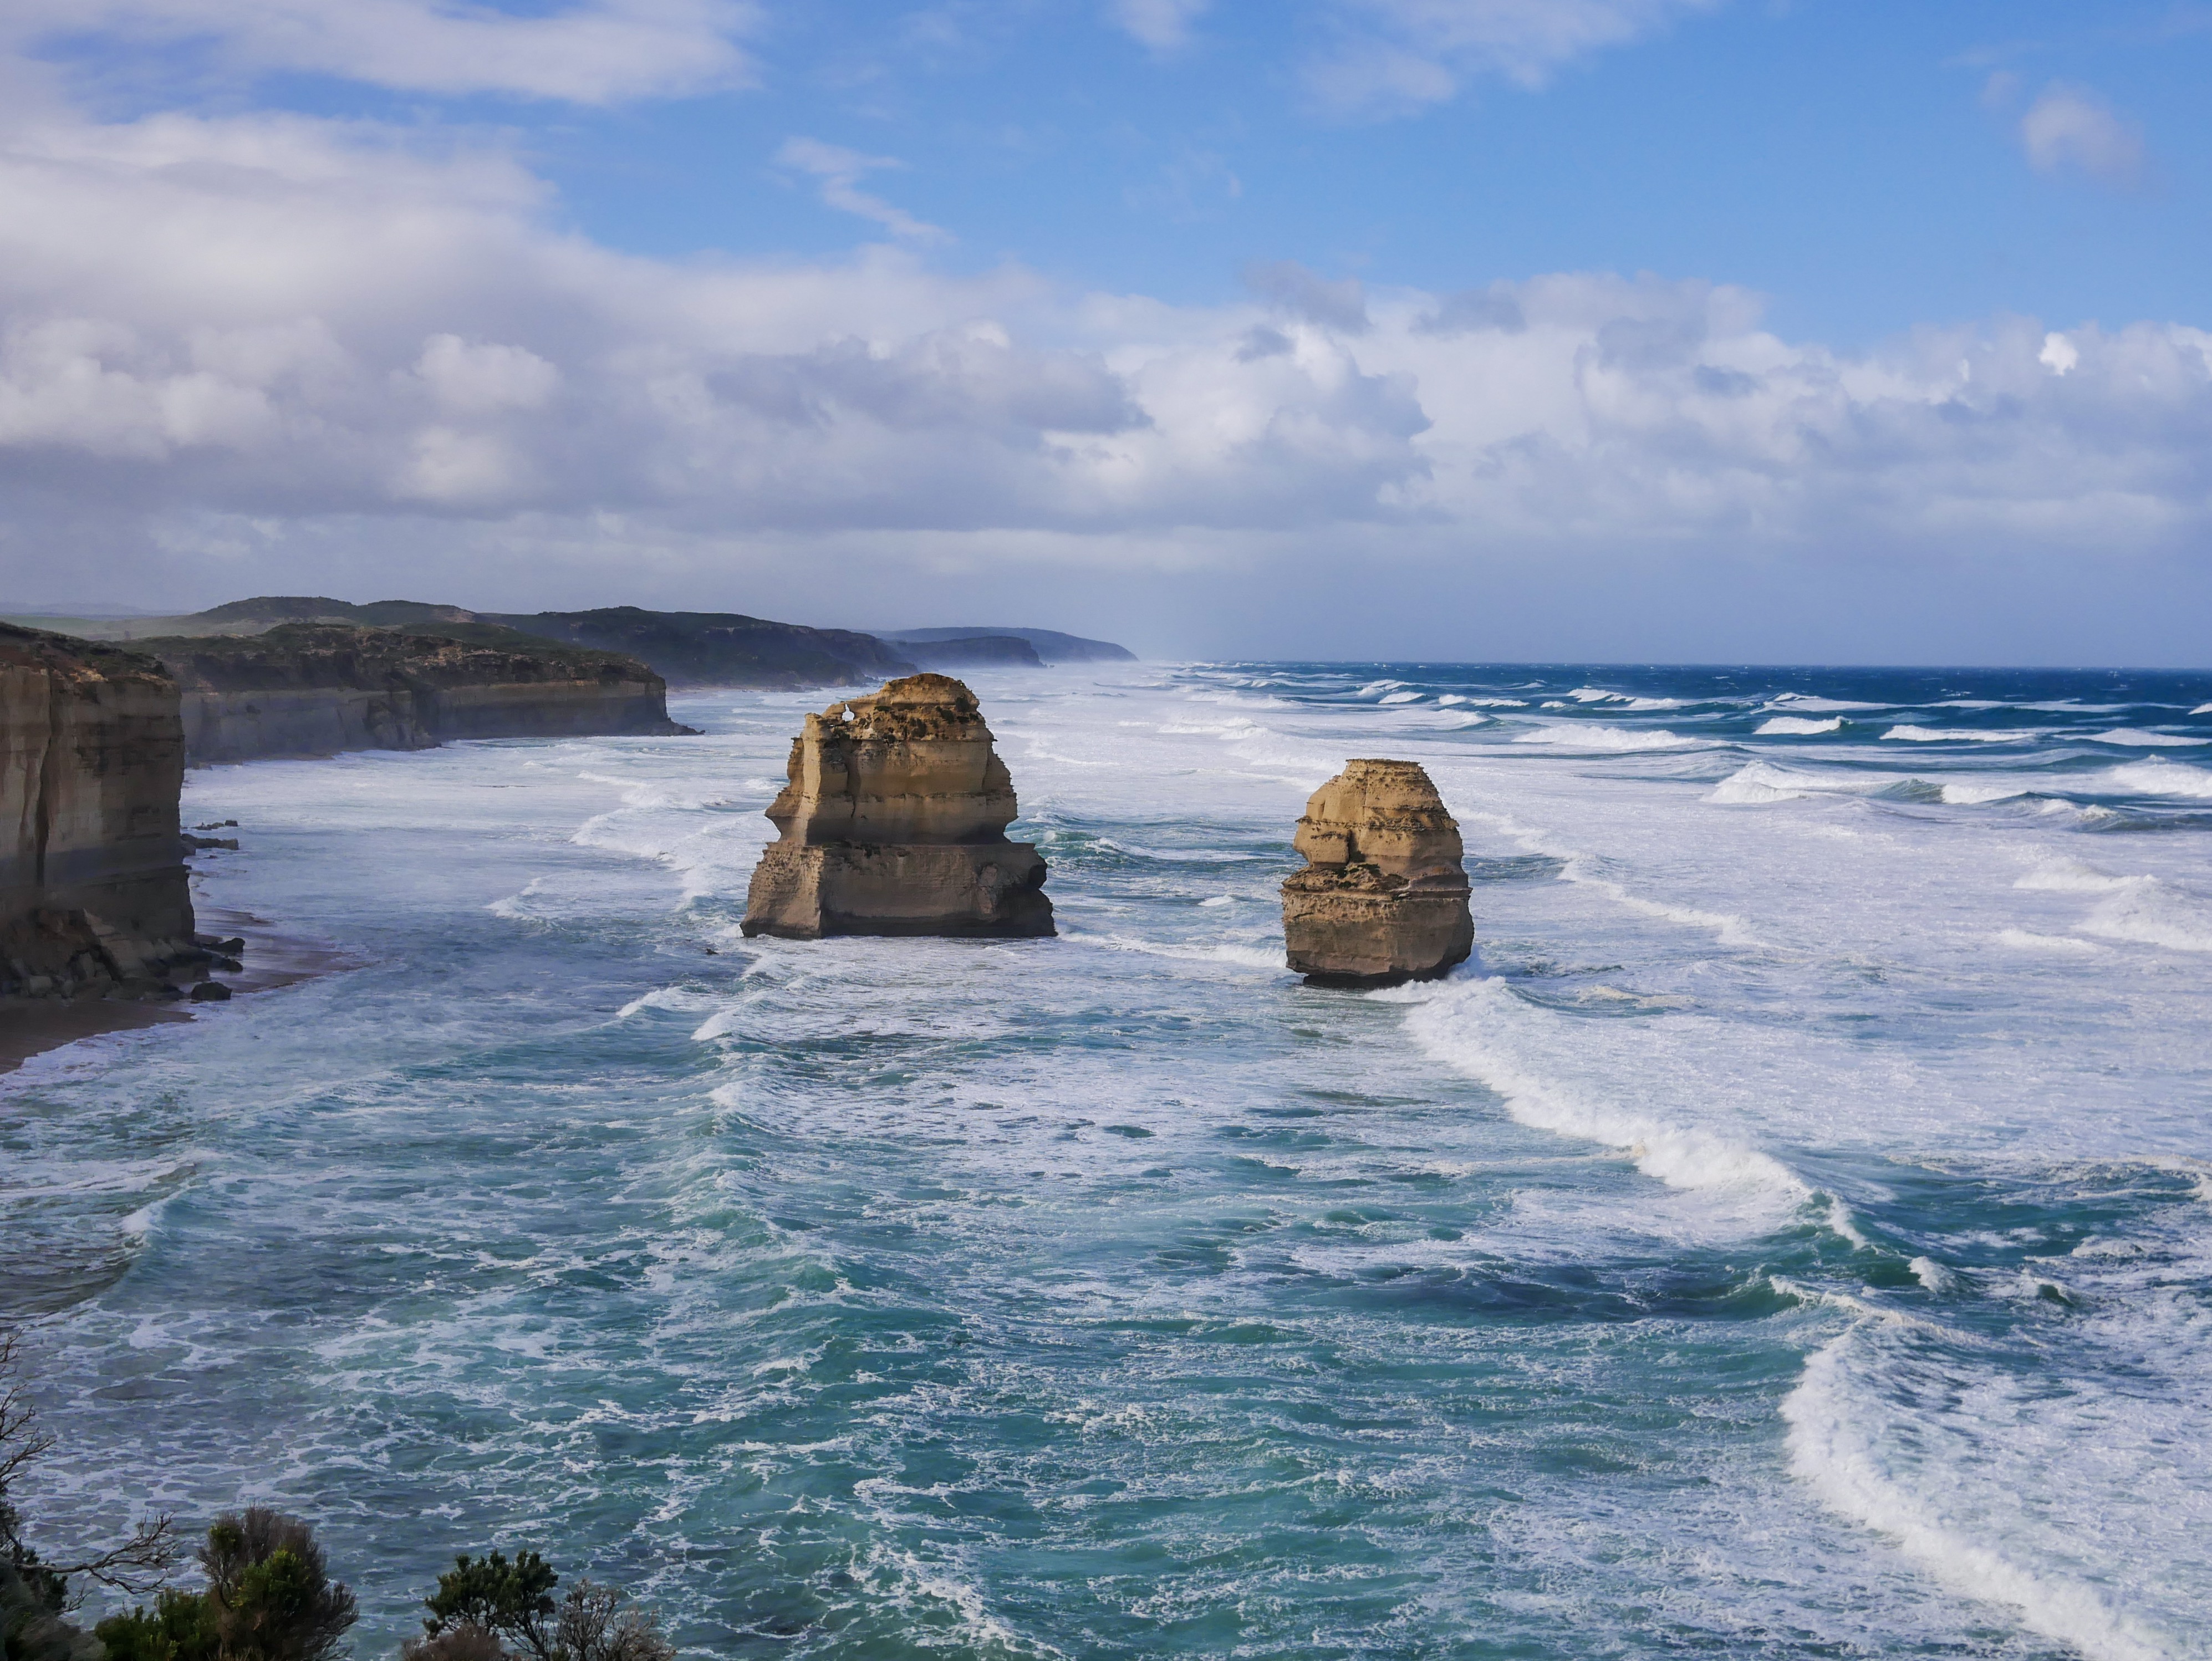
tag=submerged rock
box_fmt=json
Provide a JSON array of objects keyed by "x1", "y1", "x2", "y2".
[
  {"x1": 741, "y1": 674, "x2": 1054, "y2": 940},
  {"x1": 1281, "y1": 759, "x2": 1472, "y2": 986}
]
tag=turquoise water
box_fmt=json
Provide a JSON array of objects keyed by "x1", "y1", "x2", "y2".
[{"x1": 6, "y1": 663, "x2": 2211, "y2": 1659}]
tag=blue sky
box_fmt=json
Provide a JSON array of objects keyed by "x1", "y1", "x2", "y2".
[{"x1": 3, "y1": 1, "x2": 2209, "y2": 660}]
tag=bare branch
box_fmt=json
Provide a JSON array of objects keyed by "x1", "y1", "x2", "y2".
[{"x1": 49, "y1": 1515, "x2": 180, "y2": 1599}]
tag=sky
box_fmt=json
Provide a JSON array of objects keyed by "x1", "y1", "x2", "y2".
[{"x1": 2, "y1": 0, "x2": 2209, "y2": 662}]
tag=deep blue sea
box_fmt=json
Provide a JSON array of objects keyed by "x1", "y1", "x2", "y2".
[{"x1": 7, "y1": 662, "x2": 2212, "y2": 1660}]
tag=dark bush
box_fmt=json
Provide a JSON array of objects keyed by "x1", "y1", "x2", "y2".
[
  {"x1": 94, "y1": 1588, "x2": 220, "y2": 1661},
  {"x1": 419, "y1": 1552, "x2": 558, "y2": 1661},
  {"x1": 196, "y1": 1510, "x2": 356, "y2": 1661},
  {"x1": 415, "y1": 1556, "x2": 675, "y2": 1661},
  {"x1": 398, "y1": 1623, "x2": 506, "y2": 1661}
]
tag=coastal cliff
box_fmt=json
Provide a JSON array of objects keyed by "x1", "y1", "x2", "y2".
[
  {"x1": 488, "y1": 607, "x2": 918, "y2": 689},
  {"x1": 741, "y1": 673, "x2": 1054, "y2": 939},
  {"x1": 139, "y1": 626, "x2": 692, "y2": 763},
  {"x1": 1281, "y1": 759, "x2": 1472, "y2": 986},
  {"x1": 12, "y1": 599, "x2": 1139, "y2": 687},
  {"x1": 0, "y1": 623, "x2": 199, "y2": 998}
]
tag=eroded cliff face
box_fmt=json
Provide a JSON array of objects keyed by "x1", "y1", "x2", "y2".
[
  {"x1": 741, "y1": 673, "x2": 1054, "y2": 939},
  {"x1": 1281, "y1": 758, "x2": 1471, "y2": 986},
  {"x1": 145, "y1": 625, "x2": 692, "y2": 763},
  {"x1": 0, "y1": 624, "x2": 200, "y2": 998}
]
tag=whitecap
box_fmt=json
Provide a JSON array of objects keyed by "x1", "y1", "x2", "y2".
[
  {"x1": 1882, "y1": 726, "x2": 2035, "y2": 743},
  {"x1": 1907, "y1": 1256, "x2": 1954, "y2": 1292},
  {"x1": 1707, "y1": 761, "x2": 1890, "y2": 805},
  {"x1": 1756, "y1": 716, "x2": 1843, "y2": 736},
  {"x1": 2015, "y1": 860, "x2": 2134, "y2": 894},
  {"x1": 2087, "y1": 728, "x2": 2210, "y2": 747},
  {"x1": 1939, "y1": 782, "x2": 2027, "y2": 805},
  {"x1": 1378, "y1": 691, "x2": 1423, "y2": 704},
  {"x1": 1512, "y1": 723, "x2": 1706, "y2": 752},
  {"x1": 2101, "y1": 761, "x2": 2212, "y2": 798},
  {"x1": 1996, "y1": 929, "x2": 2103, "y2": 954},
  {"x1": 2081, "y1": 883, "x2": 2212, "y2": 954},
  {"x1": 1568, "y1": 687, "x2": 1623, "y2": 703},
  {"x1": 1766, "y1": 694, "x2": 1890, "y2": 712}
]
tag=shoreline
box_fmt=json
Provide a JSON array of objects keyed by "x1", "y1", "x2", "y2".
[{"x1": 0, "y1": 907, "x2": 351, "y2": 1081}]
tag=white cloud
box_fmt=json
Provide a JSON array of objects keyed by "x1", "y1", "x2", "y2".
[
  {"x1": 3, "y1": 93, "x2": 2212, "y2": 657},
  {"x1": 411, "y1": 335, "x2": 560, "y2": 415},
  {"x1": 774, "y1": 137, "x2": 950, "y2": 243},
  {"x1": 1308, "y1": 0, "x2": 1718, "y2": 114},
  {"x1": 6, "y1": 0, "x2": 758, "y2": 104},
  {"x1": 2018, "y1": 83, "x2": 2144, "y2": 186},
  {"x1": 1110, "y1": 0, "x2": 1210, "y2": 53}
]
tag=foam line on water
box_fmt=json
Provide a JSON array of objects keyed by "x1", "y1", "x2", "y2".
[
  {"x1": 1403, "y1": 979, "x2": 1838, "y2": 1238},
  {"x1": 1782, "y1": 1330, "x2": 2170, "y2": 1661},
  {"x1": 1456, "y1": 807, "x2": 1761, "y2": 947}
]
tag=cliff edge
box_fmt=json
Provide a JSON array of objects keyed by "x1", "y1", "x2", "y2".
[
  {"x1": 0, "y1": 623, "x2": 201, "y2": 998},
  {"x1": 1281, "y1": 759, "x2": 1472, "y2": 986},
  {"x1": 741, "y1": 673, "x2": 1054, "y2": 939},
  {"x1": 139, "y1": 625, "x2": 692, "y2": 763}
]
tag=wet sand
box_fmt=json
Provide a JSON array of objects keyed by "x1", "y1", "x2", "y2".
[{"x1": 0, "y1": 907, "x2": 352, "y2": 1081}]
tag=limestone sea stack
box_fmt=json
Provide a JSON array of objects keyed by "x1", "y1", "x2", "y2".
[
  {"x1": 1281, "y1": 759, "x2": 1472, "y2": 986},
  {"x1": 740, "y1": 674, "x2": 1054, "y2": 940}
]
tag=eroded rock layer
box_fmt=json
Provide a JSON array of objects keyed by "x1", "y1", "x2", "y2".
[
  {"x1": 0, "y1": 623, "x2": 201, "y2": 998},
  {"x1": 741, "y1": 674, "x2": 1053, "y2": 939},
  {"x1": 1282, "y1": 758, "x2": 1471, "y2": 986}
]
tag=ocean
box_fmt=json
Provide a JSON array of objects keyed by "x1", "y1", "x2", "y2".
[{"x1": 5, "y1": 661, "x2": 2211, "y2": 1661}]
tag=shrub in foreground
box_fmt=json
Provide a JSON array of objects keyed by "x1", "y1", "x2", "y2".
[
  {"x1": 410, "y1": 1553, "x2": 672, "y2": 1661},
  {"x1": 96, "y1": 1512, "x2": 354, "y2": 1661}
]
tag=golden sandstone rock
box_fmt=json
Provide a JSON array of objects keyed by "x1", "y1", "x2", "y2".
[
  {"x1": 741, "y1": 674, "x2": 1054, "y2": 939},
  {"x1": 1281, "y1": 759, "x2": 1472, "y2": 985}
]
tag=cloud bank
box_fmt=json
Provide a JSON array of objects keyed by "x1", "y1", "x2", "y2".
[{"x1": 0, "y1": 80, "x2": 2208, "y2": 658}]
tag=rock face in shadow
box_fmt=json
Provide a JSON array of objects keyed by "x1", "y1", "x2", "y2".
[
  {"x1": 1281, "y1": 758, "x2": 1472, "y2": 986},
  {"x1": 741, "y1": 674, "x2": 1054, "y2": 940},
  {"x1": 140, "y1": 625, "x2": 692, "y2": 762},
  {"x1": 0, "y1": 623, "x2": 200, "y2": 998}
]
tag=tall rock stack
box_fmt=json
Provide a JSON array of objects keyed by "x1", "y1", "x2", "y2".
[
  {"x1": 1, "y1": 624, "x2": 200, "y2": 998},
  {"x1": 1281, "y1": 759, "x2": 1472, "y2": 986},
  {"x1": 741, "y1": 673, "x2": 1054, "y2": 940}
]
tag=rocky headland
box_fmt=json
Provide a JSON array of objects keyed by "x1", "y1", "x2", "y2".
[
  {"x1": 488, "y1": 605, "x2": 920, "y2": 689},
  {"x1": 0, "y1": 623, "x2": 207, "y2": 1002},
  {"x1": 140, "y1": 625, "x2": 692, "y2": 763},
  {"x1": 13, "y1": 599, "x2": 1138, "y2": 689},
  {"x1": 741, "y1": 673, "x2": 1054, "y2": 939},
  {"x1": 1281, "y1": 759, "x2": 1472, "y2": 986},
  {"x1": 880, "y1": 626, "x2": 1138, "y2": 665}
]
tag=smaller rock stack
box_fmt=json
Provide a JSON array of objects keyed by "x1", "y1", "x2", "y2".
[
  {"x1": 741, "y1": 673, "x2": 1054, "y2": 939},
  {"x1": 1281, "y1": 759, "x2": 1472, "y2": 986}
]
